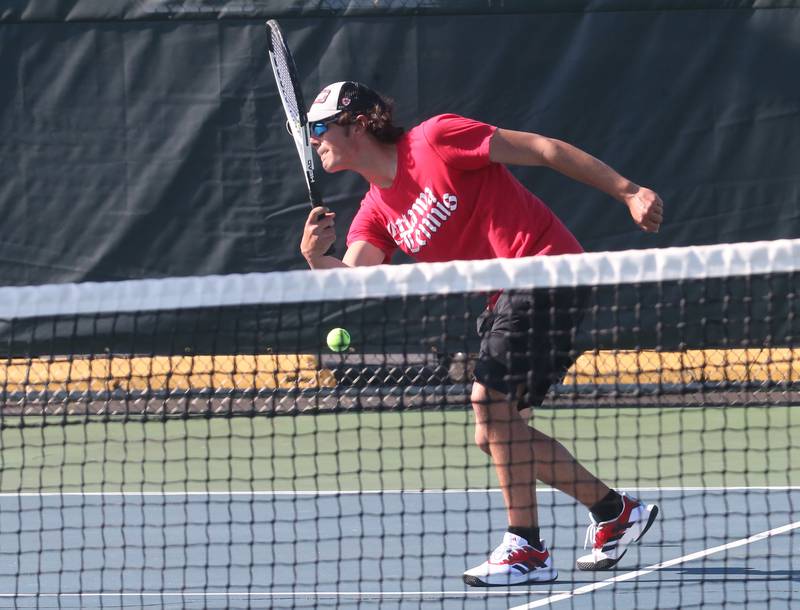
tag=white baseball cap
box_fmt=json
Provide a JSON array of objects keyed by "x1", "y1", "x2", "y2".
[{"x1": 307, "y1": 81, "x2": 386, "y2": 123}]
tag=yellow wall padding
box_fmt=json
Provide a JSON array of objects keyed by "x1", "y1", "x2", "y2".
[
  {"x1": 565, "y1": 349, "x2": 799, "y2": 385},
  {"x1": 2, "y1": 349, "x2": 796, "y2": 394},
  {"x1": 1, "y1": 355, "x2": 336, "y2": 393}
]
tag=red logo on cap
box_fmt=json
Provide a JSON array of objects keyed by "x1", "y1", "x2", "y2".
[{"x1": 314, "y1": 89, "x2": 331, "y2": 104}]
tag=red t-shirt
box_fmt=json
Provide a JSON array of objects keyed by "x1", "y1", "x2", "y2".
[{"x1": 347, "y1": 114, "x2": 583, "y2": 263}]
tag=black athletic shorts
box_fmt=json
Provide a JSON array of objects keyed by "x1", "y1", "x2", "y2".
[{"x1": 473, "y1": 287, "x2": 587, "y2": 410}]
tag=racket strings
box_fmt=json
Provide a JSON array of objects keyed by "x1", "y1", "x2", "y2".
[{"x1": 269, "y1": 31, "x2": 302, "y2": 124}]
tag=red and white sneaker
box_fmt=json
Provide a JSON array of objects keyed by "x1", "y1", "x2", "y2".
[
  {"x1": 576, "y1": 492, "x2": 659, "y2": 571},
  {"x1": 463, "y1": 532, "x2": 558, "y2": 586}
]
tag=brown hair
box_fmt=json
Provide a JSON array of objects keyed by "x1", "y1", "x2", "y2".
[{"x1": 336, "y1": 97, "x2": 405, "y2": 144}]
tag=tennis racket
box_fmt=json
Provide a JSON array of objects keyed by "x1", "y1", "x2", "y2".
[{"x1": 266, "y1": 20, "x2": 322, "y2": 207}]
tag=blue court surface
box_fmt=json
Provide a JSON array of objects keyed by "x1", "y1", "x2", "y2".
[{"x1": 0, "y1": 487, "x2": 797, "y2": 609}]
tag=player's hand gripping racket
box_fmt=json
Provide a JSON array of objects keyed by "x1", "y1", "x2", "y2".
[{"x1": 266, "y1": 20, "x2": 334, "y2": 255}]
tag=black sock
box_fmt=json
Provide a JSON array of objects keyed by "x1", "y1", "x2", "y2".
[
  {"x1": 590, "y1": 490, "x2": 624, "y2": 522},
  {"x1": 507, "y1": 526, "x2": 541, "y2": 548}
]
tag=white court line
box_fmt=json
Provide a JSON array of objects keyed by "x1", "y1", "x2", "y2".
[
  {"x1": 1, "y1": 590, "x2": 565, "y2": 599},
  {"x1": 509, "y1": 519, "x2": 800, "y2": 610},
  {"x1": 0, "y1": 486, "x2": 797, "y2": 497}
]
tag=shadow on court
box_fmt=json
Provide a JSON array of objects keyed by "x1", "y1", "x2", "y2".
[{"x1": 660, "y1": 566, "x2": 800, "y2": 581}]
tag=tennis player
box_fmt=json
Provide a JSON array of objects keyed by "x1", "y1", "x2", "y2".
[{"x1": 299, "y1": 81, "x2": 662, "y2": 586}]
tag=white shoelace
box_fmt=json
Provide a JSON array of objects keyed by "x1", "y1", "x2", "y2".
[
  {"x1": 490, "y1": 544, "x2": 516, "y2": 561},
  {"x1": 583, "y1": 522, "x2": 598, "y2": 549}
]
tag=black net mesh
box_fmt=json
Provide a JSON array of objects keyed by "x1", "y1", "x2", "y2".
[{"x1": 0, "y1": 242, "x2": 798, "y2": 608}]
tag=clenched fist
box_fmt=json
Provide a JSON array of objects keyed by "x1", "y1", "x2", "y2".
[
  {"x1": 301, "y1": 206, "x2": 336, "y2": 264},
  {"x1": 624, "y1": 187, "x2": 663, "y2": 233}
]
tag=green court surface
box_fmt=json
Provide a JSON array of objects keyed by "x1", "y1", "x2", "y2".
[{"x1": 1, "y1": 406, "x2": 797, "y2": 493}]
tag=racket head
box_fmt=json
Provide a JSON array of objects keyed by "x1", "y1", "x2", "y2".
[{"x1": 266, "y1": 20, "x2": 321, "y2": 206}]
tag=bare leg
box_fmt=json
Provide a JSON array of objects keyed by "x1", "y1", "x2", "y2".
[
  {"x1": 474, "y1": 395, "x2": 610, "y2": 509},
  {"x1": 471, "y1": 382, "x2": 539, "y2": 527}
]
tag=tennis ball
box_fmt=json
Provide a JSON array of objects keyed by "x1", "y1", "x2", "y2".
[{"x1": 326, "y1": 328, "x2": 351, "y2": 352}]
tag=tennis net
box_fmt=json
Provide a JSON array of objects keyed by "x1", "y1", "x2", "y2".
[{"x1": 0, "y1": 239, "x2": 798, "y2": 608}]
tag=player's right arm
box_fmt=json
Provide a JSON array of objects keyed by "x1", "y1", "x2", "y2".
[{"x1": 301, "y1": 206, "x2": 384, "y2": 269}]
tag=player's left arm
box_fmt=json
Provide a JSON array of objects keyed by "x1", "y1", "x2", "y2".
[{"x1": 489, "y1": 128, "x2": 663, "y2": 233}]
